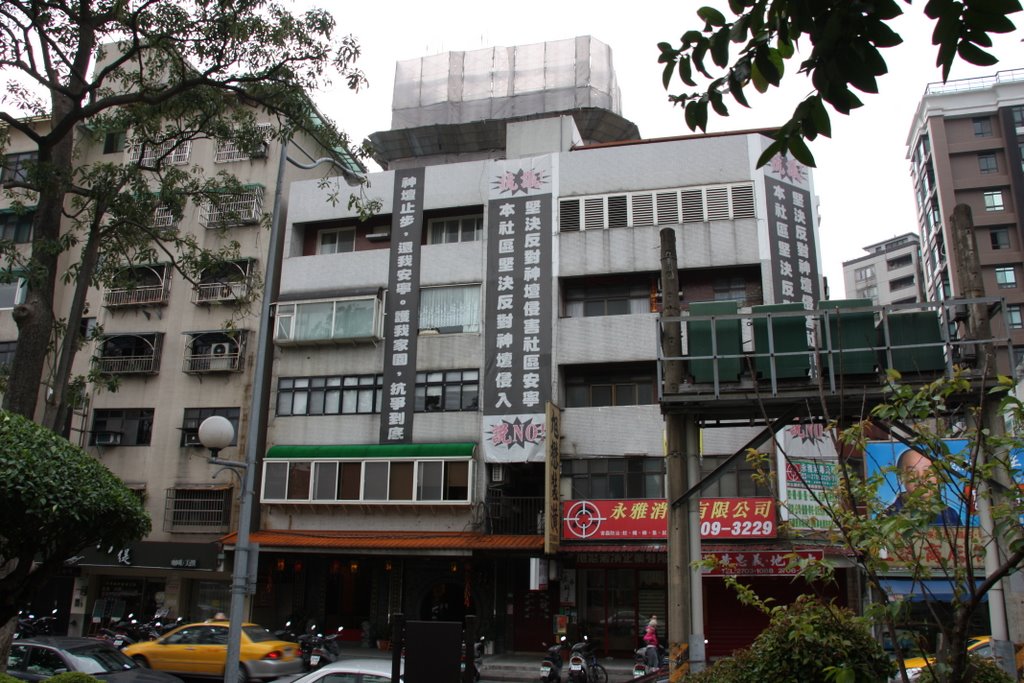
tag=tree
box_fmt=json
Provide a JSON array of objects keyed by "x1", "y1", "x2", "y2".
[
  {"x1": 0, "y1": 0, "x2": 367, "y2": 428},
  {"x1": 657, "y1": 0, "x2": 1022, "y2": 167},
  {"x1": 0, "y1": 409, "x2": 151, "y2": 671},
  {"x1": 757, "y1": 369, "x2": 1024, "y2": 683}
]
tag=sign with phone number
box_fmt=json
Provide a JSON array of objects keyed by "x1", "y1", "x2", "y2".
[{"x1": 561, "y1": 497, "x2": 776, "y2": 540}]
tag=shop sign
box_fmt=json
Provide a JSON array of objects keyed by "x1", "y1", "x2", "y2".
[
  {"x1": 561, "y1": 497, "x2": 776, "y2": 540},
  {"x1": 71, "y1": 541, "x2": 219, "y2": 570},
  {"x1": 701, "y1": 550, "x2": 823, "y2": 576},
  {"x1": 762, "y1": 152, "x2": 820, "y2": 309},
  {"x1": 777, "y1": 424, "x2": 840, "y2": 531}
]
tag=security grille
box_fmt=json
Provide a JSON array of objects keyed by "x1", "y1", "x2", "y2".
[
  {"x1": 153, "y1": 206, "x2": 177, "y2": 229},
  {"x1": 215, "y1": 123, "x2": 274, "y2": 163},
  {"x1": 559, "y1": 182, "x2": 756, "y2": 231},
  {"x1": 199, "y1": 185, "x2": 265, "y2": 228},
  {"x1": 126, "y1": 139, "x2": 192, "y2": 167},
  {"x1": 164, "y1": 487, "x2": 232, "y2": 533}
]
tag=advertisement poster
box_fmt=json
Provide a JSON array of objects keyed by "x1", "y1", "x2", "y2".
[
  {"x1": 864, "y1": 440, "x2": 971, "y2": 526},
  {"x1": 777, "y1": 423, "x2": 839, "y2": 531}
]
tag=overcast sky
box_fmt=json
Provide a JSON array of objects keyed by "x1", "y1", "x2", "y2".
[{"x1": 301, "y1": 1, "x2": 1022, "y2": 297}]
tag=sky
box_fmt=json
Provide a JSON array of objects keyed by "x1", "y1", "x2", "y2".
[{"x1": 299, "y1": 1, "x2": 1023, "y2": 297}]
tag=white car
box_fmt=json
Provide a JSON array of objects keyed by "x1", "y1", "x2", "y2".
[{"x1": 278, "y1": 658, "x2": 403, "y2": 683}]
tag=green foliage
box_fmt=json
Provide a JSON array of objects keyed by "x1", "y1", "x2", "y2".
[
  {"x1": 0, "y1": 674, "x2": 21, "y2": 683},
  {"x1": 0, "y1": 410, "x2": 150, "y2": 622},
  {"x1": 47, "y1": 673, "x2": 103, "y2": 683},
  {"x1": 914, "y1": 654, "x2": 1014, "y2": 683},
  {"x1": 685, "y1": 596, "x2": 894, "y2": 683},
  {"x1": 659, "y1": 0, "x2": 1022, "y2": 166}
]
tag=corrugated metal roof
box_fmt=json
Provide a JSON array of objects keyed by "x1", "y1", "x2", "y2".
[{"x1": 222, "y1": 530, "x2": 543, "y2": 551}]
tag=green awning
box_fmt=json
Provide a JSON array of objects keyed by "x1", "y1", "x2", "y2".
[{"x1": 266, "y1": 443, "x2": 476, "y2": 460}]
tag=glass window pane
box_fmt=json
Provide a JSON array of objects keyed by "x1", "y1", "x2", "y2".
[
  {"x1": 591, "y1": 385, "x2": 613, "y2": 406},
  {"x1": 295, "y1": 302, "x2": 334, "y2": 340},
  {"x1": 418, "y1": 461, "x2": 444, "y2": 500},
  {"x1": 389, "y1": 462, "x2": 414, "y2": 501},
  {"x1": 357, "y1": 389, "x2": 374, "y2": 413},
  {"x1": 445, "y1": 461, "x2": 469, "y2": 500},
  {"x1": 313, "y1": 462, "x2": 338, "y2": 500},
  {"x1": 363, "y1": 462, "x2": 388, "y2": 500},
  {"x1": 566, "y1": 385, "x2": 586, "y2": 407},
  {"x1": 341, "y1": 389, "x2": 358, "y2": 414},
  {"x1": 334, "y1": 299, "x2": 375, "y2": 339},
  {"x1": 292, "y1": 391, "x2": 308, "y2": 415},
  {"x1": 338, "y1": 462, "x2": 361, "y2": 500},
  {"x1": 264, "y1": 462, "x2": 288, "y2": 499},
  {"x1": 324, "y1": 389, "x2": 341, "y2": 414},
  {"x1": 286, "y1": 462, "x2": 311, "y2": 500},
  {"x1": 616, "y1": 384, "x2": 636, "y2": 405},
  {"x1": 462, "y1": 384, "x2": 478, "y2": 410}
]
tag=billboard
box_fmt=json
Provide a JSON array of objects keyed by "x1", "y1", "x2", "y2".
[{"x1": 561, "y1": 498, "x2": 776, "y2": 541}]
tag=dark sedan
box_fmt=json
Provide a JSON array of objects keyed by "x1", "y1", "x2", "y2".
[{"x1": 8, "y1": 636, "x2": 183, "y2": 683}]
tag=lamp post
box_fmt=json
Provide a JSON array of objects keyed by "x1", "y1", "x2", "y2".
[{"x1": 197, "y1": 414, "x2": 249, "y2": 683}]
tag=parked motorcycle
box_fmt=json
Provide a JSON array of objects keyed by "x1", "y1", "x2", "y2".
[
  {"x1": 460, "y1": 636, "x2": 485, "y2": 682},
  {"x1": 568, "y1": 635, "x2": 606, "y2": 683},
  {"x1": 539, "y1": 636, "x2": 568, "y2": 682},
  {"x1": 14, "y1": 609, "x2": 59, "y2": 640},
  {"x1": 632, "y1": 642, "x2": 668, "y2": 679},
  {"x1": 306, "y1": 626, "x2": 345, "y2": 669}
]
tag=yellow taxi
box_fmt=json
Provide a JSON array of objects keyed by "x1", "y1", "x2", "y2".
[
  {"x1": 895, "y1": 636, "x2": 993, "y2": 681},
  {"x1": 123, "y1": 620, "x2": 303, "y2": 682}
]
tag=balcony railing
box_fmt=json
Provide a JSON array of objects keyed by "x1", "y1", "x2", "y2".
[
  {"x1": 193, "y1": 281, "x2": 249, "y2": 304},
  {"x1": 95, "y1": 355, "x2": 159, "y2": 374},
  {"x1": 486, "y1": 495, "x2": 544, "y2": 535},
  {"x1": 183, "y1": 351, "x2": 243, "y2": 373},
  {"x1": 103, "y1": 284, "x2": 169, "y2": 307}
]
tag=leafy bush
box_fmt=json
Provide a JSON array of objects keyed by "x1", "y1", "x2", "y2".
[
  {"x1": 0, "y1": 674, "x2": 24, "y2": 683},
  {"x1": 914, "y1": 654, "x2": 1014, "y2": 683},
  {"x1": 685, "y1": 595, "x2": 894, "y2": 683},
  {"x1": 47, "y1": 674, "x2": 102, "y2": 683}
]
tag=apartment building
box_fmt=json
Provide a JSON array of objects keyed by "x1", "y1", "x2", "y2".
[
  {"x1": 841, "y1": 233, "x2": 924, "y2": 305},
  {"x1": 242, "y1": 36, "x2": 842, "y2": 657},
  {"x1": 907, "y1": 68, "x2": 1024, "y2": 371},
  {"x1": 0, "y1": 45, "x2": 364, "y2": 635}
]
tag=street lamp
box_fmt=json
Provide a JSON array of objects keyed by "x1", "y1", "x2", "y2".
[{"x1": 197, "y1": 414, "x2": 249, "y2": 683}]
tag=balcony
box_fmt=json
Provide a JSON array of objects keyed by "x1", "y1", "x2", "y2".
[
  {"x1": 94, "y1": 333, "x2": 163, "y2": 375},
  {"x1": 192, "y1": 258, "x2": 256, "y2": 305},
  {"x1": 199, "y1": 185, "x2": 265, "y2": 228},
  {"x1": 103, "y1": 264, "x2": 170, "y2": 308},
  {"x1": 486, "y1": 495, "x2": 544, "y2": 535},
  {"x1": 183, "y1": 331, "x2": 246, "y2": 374}
]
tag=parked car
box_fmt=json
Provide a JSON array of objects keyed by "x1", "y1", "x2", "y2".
[
  {"x1": 122, "y1": 620, "x2": 303, "y2": 682},
  {"x1": 7, "y1": 636, "x2": 182, "y2": 683},
  {"x1": 280, "y1": 657, "x2": 404, "y2": 683},
  {"x1": 893, "y1": 635, "x2": 993, "y2": 682}
]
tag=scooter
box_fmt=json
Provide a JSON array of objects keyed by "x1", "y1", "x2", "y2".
[
  {"x1": 460, "y1": 636, "x2": 485, "y2": 682},
  {"x1": 631, "y1": 642, "x2": 668, "y2": 679},
  {"x1": 540, "y1": 636, "x2": 568, "y2": 682},
  {"x1": 568, "y1": 635, "x2": 606, "y2": 682}
]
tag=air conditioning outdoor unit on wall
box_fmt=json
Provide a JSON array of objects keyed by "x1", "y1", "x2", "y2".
[
  {"x1": 184, "y1": 432, "x2": 202, "y2": 447},
  {"x1": 211, "y1": 342, "x2": 230, "y2": 355},
  {"x1": 208, "y1": 342, "x2": 234, "y2": 370}
]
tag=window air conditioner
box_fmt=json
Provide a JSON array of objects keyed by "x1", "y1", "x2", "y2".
[
  {"x1": 95, "y1": 432, "x2": 122, "y2": 446},
  {"x1": 491, "y1": 464, "x2": 505, "y2": 483},
  {"x1": 184, "y1": 432, "x2": 203, "y2": 447}
]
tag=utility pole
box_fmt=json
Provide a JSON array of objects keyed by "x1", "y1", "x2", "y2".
[
  {"x1": 660, "y1": 228, "x2": 703, "y2": 673},
  {"x1": 950, "y1": 203, "x2": 1016, "y2": 676}
]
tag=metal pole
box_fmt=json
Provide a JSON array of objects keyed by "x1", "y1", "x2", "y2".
[{"x1": 223, "y1": 134, "x2": 289, "y2": 683}]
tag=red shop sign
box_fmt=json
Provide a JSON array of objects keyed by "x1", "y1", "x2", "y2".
[
  {"x1": 701, "y1": 550, "x2": 823, "y2": 576},
  {"x1": 561, "y1": 498, "x2": 777, "y2": 541}
]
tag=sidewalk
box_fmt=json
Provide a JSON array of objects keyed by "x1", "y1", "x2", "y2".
[{"x1": 334, "y1": 643, "x2": 639, "y2": 682}]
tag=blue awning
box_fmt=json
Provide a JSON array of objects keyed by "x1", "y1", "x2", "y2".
[{"x1": 879, "y1": 578, "x2": 988, "y2": 602}]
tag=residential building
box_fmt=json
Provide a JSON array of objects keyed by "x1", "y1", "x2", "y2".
[
  {"x1": 0, "y1": 44, "x2": 364, "y2": 634},
  {"x1": 244, "y1": 36, "x2": 840, "y2": 658},
  {"x1": 841, "y1": 233, "x2": 924, "y2": 305},
  {"x1": 906, "y1": 68, "x2": 1024, "y2": 371}
]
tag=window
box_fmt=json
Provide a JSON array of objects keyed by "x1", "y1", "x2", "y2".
[
  {"x1": 1006, "y1": 305, "x2": 1023, "y2": 330},
  {"x1": 713, "y1": 276, "x2": 747, "y2": 302},
  {"x1": 275, "y1": 295, "x2": 383, "y2": 344},
  {"x1": 699, "y1": 454, "x2": 772, "y2": 497},
  {"x1": 887, "y1": 255, "x2": 913, "y2": 270},
  {"x1": 127, "y1": 138, "x2": 192, "y2": 166},
  {"x1": 972, "y1": 116, "x2": 992, "y2": 136},
  {"x1": 90, "y1": 408, "x2": 154, "y2": 446},
  {"x1": 991, "y1": 228, "x2": 1011, "y2": 250},
  {"x1": 164, "y1": 487, "x2": 232, "y2": 532},
  {"x1": 564, "y1": 363, "x2": 656, "y2": 408},
  {"x1": 419, "y1": 285, "x2": 480, "y2": 334},
  {"x1": 984, "y1": 191, "x2": 1005, "y2": 212},
  {"x1": 415, "y1": 370, "x2": 479, "y2": 412},
  {"x1": 276, "y1": 374, "x2": 382, "y2": 416},
  {"x1": 1, "y1": 152, "x2": 37, "y2": 183},
  {"x1": 318, "y1": 228, "x2": 355, "y2": 254},
  {"x1": 214, "y1": 123, "x2": 272, "y2": 163},
  {"x1": 996, "y1": 266, "x2": 1018, "y2": 289},
  {"x1": 889, "y1": 275, "x2": 915, "y2": 291},
  {"x1": 979, "y1": 153, "x2": 998, "y2": 174},
  {"x1": 263, "y1": 458, "x2": 471, "y2": 503},
  {"x1": 856, "y1": 285, "x2": 878, "y2": 300},
  {"x1": 428, "y1": 215, "x2": 483, "y2": 244},
  {"x1": 1012, "y1": 105, "x2": 1024, "y2": 129},
  {"x1": 180, "y1": 407, "x2": 240, "y2": 447},
  {"x1": 103, "y1": 131, "x2": 127, "y2": 154},
  {"x1": 0, "y1": 278, "x2": 27, "y2": 309},
  {"x1": 855, "y1": 265, "x2": 875, "y2": 281},
  {"x1": 0, "y1": 341, "x2": 16, "y2": 368},
  {"x1": 562, "y1": 275, "x2": 655, "y2": 317},
  {"x1": 562, "y1": 457, "x2": 665, "y2": 499},
  {"x1": 0, "y1": 210, "x2": 33, "y2": 243}
]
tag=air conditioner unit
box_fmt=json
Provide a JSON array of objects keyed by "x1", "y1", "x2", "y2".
[
  {"x1": 184, "y1": 432, "x2": 203, "y2": 447},
  {"x1": 95, "y1": 432, "x2": 122, "y2": 447},
  {"x1": 211, "y1": 343, "x2": 230, "y2": 356},
  {"x1": 491, "y1": 464, "x2": 505, "y2": 483}
]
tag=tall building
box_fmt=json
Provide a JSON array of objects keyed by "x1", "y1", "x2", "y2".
[
  {"x1": 243, "y1": 36, "x2": 836, "y2": 658},
  {"x1": 841, "y1": 233, "x2": 924, "y2": 305},
  {"x1": 906, "y1": 68, "x2": 1024, "y2": 370},
  {"x1": 0, "y1": 44, "x2": 364, "y2": 633}
]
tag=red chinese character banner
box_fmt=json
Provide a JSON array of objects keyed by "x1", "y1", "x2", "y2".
[{"x1": 561, "y1": 498, "x2": 776, "y2": 541}]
